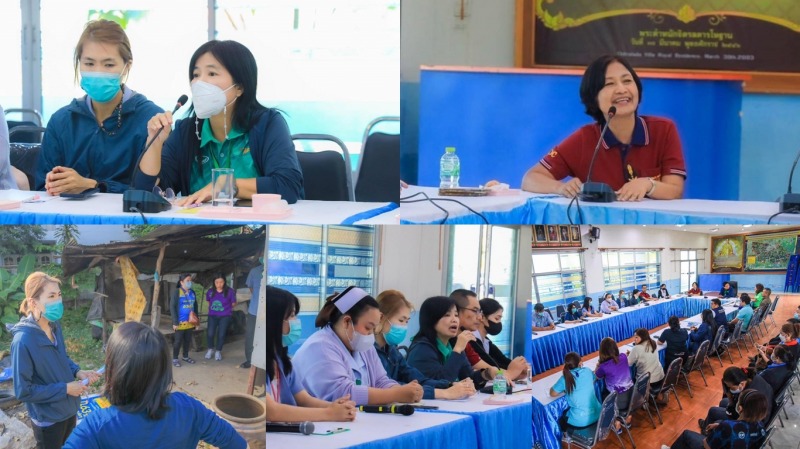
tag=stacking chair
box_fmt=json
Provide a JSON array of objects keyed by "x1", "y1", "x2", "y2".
[
  {"x1": 616, "y1": 372, "x2": 657, "y2": 448},
  {"x1": 766, "y1": 296, "x2": 780, "y2": 327},
  {"x1": 649, "y1": 357, "x2": 684, "y2": 424},
  {"x1": 721, "y1": 320, "x2": 743, "y2": 360},
  {"x1": 556, "y1": 304, "x2": 566, "y2": 318},
  {"x1": 8, "y1": 125, "x2": 46, "y2": 144},
  {"x1": 292, "y1": 134, "x2": 354, "y2": 201},
  {"x1": 544, "y1": 307, "x2": 554, "y2": 322},
  {"x1": 679, "y1": 340, "x2": 711, "y2": 398},
  {"x1": 397, "y1": 345, "x2": 409, "y2": 360},
  {"x1": 561, "y1": 391, "x2": 625, "y2": 449},
  {"x1": 9, "y1": 142, "x2": 41, "y2": 190},
  {"x1": 758, "y1": 305, "x2": 771, "y2": 335},
  {"x1": 707, "y1": 325, "x2": 728, "y2": 368},
  {"x1": 772, "y1": 382, "x2": 792, "y2": 427},
  {"x1": 354, "y1": 116, "x2": 399, "y2": 203},
  {"x1": 756, "y1": 426, "x2": 775, "y2": 449},
  {"x1": 5, "y1": 108, "x2": 44, "y2": 143},
  {"x1": 741, "y1": 311, "x2": 762, "y2": 347}
]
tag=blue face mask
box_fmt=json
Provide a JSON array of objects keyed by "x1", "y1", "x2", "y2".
[
  {"x1": 80, "y1": 71, "x2": 123, "y2": 103},
  {"x1": 183, "y1": 281, "x2": 193, "y2": 290},
  {"x1": 282, "y1": 319, "x2": 302, "y2": 347},
  {"x1": 258, "y1": 257, "x2": 264, "y2": 265},
  {"x1": 384, "y1": 323, "x2": 407, "y2": 346},
  {"x1": 42, "y1": 300, "x2": 64, "y2": 321},
  {"x1": 795, "y1": 313, "x2": 799, "y2": 320}
]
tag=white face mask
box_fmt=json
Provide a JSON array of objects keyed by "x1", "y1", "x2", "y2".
[
  {"x1": 348, "y1": 321, "x2": 375, "y2": 353},
  {"x1": 191, "y1": 80, "x2": 236, "y2": 119}
]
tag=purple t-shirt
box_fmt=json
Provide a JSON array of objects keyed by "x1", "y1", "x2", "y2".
[
  {"x1": 206, "y1": 288, "x2": 236, "y2": 317},
  {"x1": 595, "y1": 353, "x2": 633, "y2": 393}
]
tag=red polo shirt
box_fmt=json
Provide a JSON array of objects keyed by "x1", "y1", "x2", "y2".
[{"x1": 539, "y1": 115, "x2": 687, "y2": 191}]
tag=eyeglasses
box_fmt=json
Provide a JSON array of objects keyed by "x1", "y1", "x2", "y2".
[
  {"x1": 153, "y1": 186, "x2": 176, "y2": 203},
  {"x1": 459, "y1": 306, "x2": 483, "y2": 316}
]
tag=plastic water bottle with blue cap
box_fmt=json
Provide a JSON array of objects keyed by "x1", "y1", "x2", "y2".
[{"x1": 439, "y1": 147, "x2": 460, "y2": 188}]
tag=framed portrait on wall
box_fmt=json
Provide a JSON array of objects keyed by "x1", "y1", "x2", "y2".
[
  {"x1": 533, "y1": 225, "x2": 549, "y2": 247},
  {"x1": 711, "y1": 235, "x2": 744, "y2": 272},
  {"x1": 570, "y1": 225, "x2": 581, "y2": 242}
]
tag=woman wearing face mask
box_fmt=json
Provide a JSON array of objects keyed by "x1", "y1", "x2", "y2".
[
  {"x1": 698, "y1": 367, "x2": 772, "y2": 434},
  {"x1": 292, "y1": 287, "x2": 422, "y2": 405},
  {"x1": 406, "y1": 296, "x2": 492, "y2": 388},
  {"x1": 627, "y1": 328, "x2": 665, "y2": 400},
  {"x1": 470, "y1": 298, "x2": 529, "y2": 376},
  {"x1": 561, "y1": 301, "x2": 583, "y2": 324},
  {"x1": 204, "y1": 273, "x2": 236, "y2": 361},
  {"x1": 752, "y1": 322, "x2": 800, "y2": 370},
  {"x1": 374, "y1": 290, "x2": 475, "y2": 400},
  {"x1": 523, "y1": 54, "x2": 686, "y2": 201},
  {"x1": 11, "y1": 272, "x2": 101, "y2": 448},
  {"x1": 600, "y1": 293, "x2": 618, "y2": 313},
  {"x1": 657, "y1": 283, "x2": 670, "y2": 299},
  {"x1": 36, "y1": 20, "x2": 163, "y2": 195},
  {"x1": 753, "y1": 345, "x2": 795, "y2": 394},
  {"x1": 170, "y1": 274, "x2": 199, "y2": 368},
  {"x1": 264, "y1": 286, "x2": 357, "y2": 422},
  {"x1": 667, "y1": 389, "x2": 768, "y2": 449},
  {"x1": 135, "y1": 40, "x2": 304, "y2": 205},
  {"x1": 581, "y1": 297, "x2": 602, "y2": 318}
]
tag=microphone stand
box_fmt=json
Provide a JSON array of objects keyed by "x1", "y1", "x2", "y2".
[{"x1": 580, "y1": 107, "x2": 618, "y2": 203}]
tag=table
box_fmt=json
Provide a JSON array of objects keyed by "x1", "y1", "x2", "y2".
[
  {"x1": 399, "y1": 186, "x2": 800, "y2": 224},
  {"x1": 530, "y1": 295, "x2": 711, "y2": 375},
  {"x1": 419, "y1": 392, "x2": 533, "y2": 449},
  {"x1": 0, "y1": 192, "x2": 398, "y2": 225},
  {"x1": 531, "y1": 305, "x2": 740, "y2": 449},
  {"x1": 268, "y1": 411, "x2": 478, "y2": 449}
]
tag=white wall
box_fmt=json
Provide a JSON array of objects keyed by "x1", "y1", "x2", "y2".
[
  {"x1": 580, "y1": 226, "x2": 710, "y2": 296},
  {"x1": 400, "y1": 0, "x2": 516, "y2": 83}
]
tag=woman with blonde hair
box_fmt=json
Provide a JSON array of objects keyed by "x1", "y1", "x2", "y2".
[
  {"x1": 374, "y1": 289, "x2": 475, "y2": 400},
  {"x1": 36, "y1": 19, "x2": 162, "y2": 195},
  {"x1": 11, "y1": 272, "x2": 101, "y2": 448}
]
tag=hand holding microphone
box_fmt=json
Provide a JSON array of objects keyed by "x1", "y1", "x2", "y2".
[{"x1": 145, "y1": 95, "x2": 188, "y2": 148}]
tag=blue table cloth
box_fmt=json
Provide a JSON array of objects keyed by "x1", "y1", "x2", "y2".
[
  {"x1": 346, "y1": 414, "x2": 478, "y2": 449},
  {"x1": 420, "y1": 400, "x2": 532, "y2": 449}
]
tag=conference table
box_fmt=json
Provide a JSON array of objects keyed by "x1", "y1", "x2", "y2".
[
  {"x1": 0, "y1": 191, "x2": 398, "y2": 225},
  {"x1": 268, "y1": 409, "x2": 478, "y2": 449},
  {"x1": 399, "y1": 186, "x2": 800, "y2": 224},
  {"x1": 530, "y1": 295, "x2": 714, "y2": 375},
  {"x1": 418, "y1": 391, "x2": 533, "y2": 449},
  {"x1": 530, "y1": 303, "x2": 740, "y2": 449}
]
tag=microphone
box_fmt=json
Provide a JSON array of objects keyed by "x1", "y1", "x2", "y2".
[
  {"x1": 581, "y1": 106, "x2": 617, "y2": 203},
  {"x1": 779, "y1": 147, "x2": 800, "y2": 212},
  {"x1": 122, "y1": 95, "x2": 188, "y2": 214},
  {"x1": 266, "y1": 422, "x2": 315, "y2": 435},
  {"x1": 357, "y1": 404, "x2": 415, "y2": 416}
]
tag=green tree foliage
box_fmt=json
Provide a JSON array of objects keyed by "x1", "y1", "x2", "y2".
[{"x1": 0, "y1": 226, "x2": 45, "y2": 257}]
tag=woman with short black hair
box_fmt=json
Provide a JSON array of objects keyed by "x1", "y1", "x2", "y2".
[
  {"x1": 170, "y1": 273, "x2": 198, "y2": 368},
  {"x1": 64, "y1": 321, "x2": 246, "y2": 448},
  {"x1": 204, "y1": 273, "x2": 236, "y2": 361}
]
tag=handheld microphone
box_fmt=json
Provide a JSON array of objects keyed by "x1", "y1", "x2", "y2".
[
  {"x1": 357, "y1": 404, "x2": 415, "y2": 416},
  {"x1": 266, "y1": 422, "x2": 314, "y2": 435},
  {"x1": 581, "y1": 106, "x2": 618, "y2": 203},
  {"x1": 122, "y1": 94, "x2": 188, "y2": 214},
  {"x1": 779, "y1": 147, "x2": 800, "y2": 212}
]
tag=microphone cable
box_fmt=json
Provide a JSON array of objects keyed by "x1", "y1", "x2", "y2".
[
  {"x1": 767, "y1": 206, "x2": 799, "y2": 224},
  {"x1": 400, "y1": 191, "x2": 489, "y2": 224}
]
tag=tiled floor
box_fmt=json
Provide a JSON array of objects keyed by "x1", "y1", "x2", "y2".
[{"x1": 533, "y1": 294, "x2": 800, "y2": 449}]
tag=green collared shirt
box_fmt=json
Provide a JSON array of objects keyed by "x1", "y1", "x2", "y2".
[
  {"x1": 436, "y1": 339, "x2": 453, "y2": 362},
  {"x1": 189, "y1": 119, "x2": 259, "y2": 193}
]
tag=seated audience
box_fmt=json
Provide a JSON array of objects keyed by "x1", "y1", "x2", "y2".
[
  {"x1": 698, "y1": 367, "x2": 772, "y2": 433},
  {"x1": 751, "y1": 284, "x2": 764, "y2": 309},
  {"x1": 657, "y1": 283, "x2": 670, "y2": 299},
  {"x1": 688, "y1": 309, "x2": 716, "y2": 355},
  {"x1": 293, "y1": 287, "x2": 423, "y2": 405},
  {"x1": 473, "y1": 298, "x2": 529, "y2": 379},
  {"x1": 719, "y1": 282, "x2": 735, "y2": 298},
  {"x1": 595, "y1": 337, "x2": 634, "y2": 411},
  {"x1": 600, "y1": 293, "x2": 619, "y2": 313},
  {"x1": 628, "y1": 328, "x2": 665, "y2": 398},
  {"x1": 550, "y1": 352, "x2": 602, "y2": 431},
  {"x1": 687, "y1": 282, "x2": 702, "y2": 297},
  {"x1": 639, "y1": 284, "x2": 651, "y2": 299},
  {"x1": 666, "y1": 389, "x2": 768, "y2": 449},
  {"x1": 753, "y1": 345, "x2": 794, "y2": 394},
  {"x1": 562, "y1": 302, "x2": 582, "y2": 324},
  {"x1": 658, "y1": 315, "x2": 688, "y2": 369},
  {"x1": 728, "y1": 294, "x2": 754, "y2": 333}
]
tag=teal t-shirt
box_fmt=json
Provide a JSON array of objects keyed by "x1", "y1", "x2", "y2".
[
  {"x1": 737, "y1": 305, "x2": 754, "y2": 330},
  {"x1": 552, "y1": 367, "x2": 601, "y2": 427},
  {"x1": 189, "y1": 119, "x2": 260, "y2": 194}
]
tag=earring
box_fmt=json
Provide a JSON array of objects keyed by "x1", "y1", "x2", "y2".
[
  {"x1": 222, "y1": 105, "x2": 229, "y2": 141},
  {"x1": 195, "y1": 117, "x2": 201, "y2": 141}
]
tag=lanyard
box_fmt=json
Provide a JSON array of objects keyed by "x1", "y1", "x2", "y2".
[{"x1": 270, "y1": 372, "x2": 281, "y2": 403}]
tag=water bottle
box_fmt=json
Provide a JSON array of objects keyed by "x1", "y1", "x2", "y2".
[
  {"x1": 492, "y1": 369, "x2": 507, "y2": 397},
  {"x1": 439, "y1": 146, "x2": 460, "y2": 188}
]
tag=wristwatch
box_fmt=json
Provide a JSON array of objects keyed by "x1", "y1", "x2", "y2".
[{"x1": 645, "y1": 177, "x2": 656, "y2": 197}]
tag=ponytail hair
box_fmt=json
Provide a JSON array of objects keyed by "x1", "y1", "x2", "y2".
[
  {"x1": 19, "y1": 272, "x2": 61, "y2": 316},
  {"x1": 315, "y1": 287, "x2": 380, "y2": 328},
  {"x1": 563, "y1": 352, "x2": 581, "y2": 394}
]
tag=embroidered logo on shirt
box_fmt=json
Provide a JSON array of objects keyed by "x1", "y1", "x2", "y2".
[
  {"x1": 243, "y1": 147, "x2": 251, "y2": 155},
  {"x1": 548, "y1": 149, "x2": 558, "y2": 158},
  {"x1": 196, "y1": 156, "x2": 210, "y2": 164}
]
